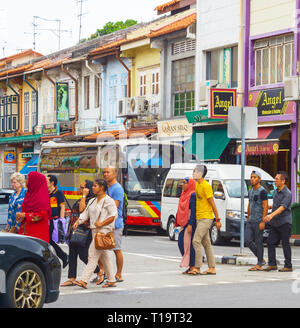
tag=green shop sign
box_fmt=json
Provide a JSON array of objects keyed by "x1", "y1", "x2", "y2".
[{"x1": 185, "y1": 109, "x2": 225, "y2": 124}]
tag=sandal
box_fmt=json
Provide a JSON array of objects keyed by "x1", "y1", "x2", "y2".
[
  {"x1": 200, "y1": 270, "x2": 216, "y2": 275},
  {"x1": 182, "y1": 269, "x2": 191, "y2": 275},
  {"x1": 102, "y1": 281, "x2": 117, "y2": 288},
  {"x1": 248, "y1": 265, "x2": 263, "y2": 272},
  {"x1": 96, "y1": 274, "x2": 105, "y2": 286},
  {"x1": 74, "y1": 280, "x2": 88, "y2": 289},
  {"x1": 115, "y1": 276, "x2": 124, "y2": 282},
  {"x1": 60, "y1": 279, "x2": 76, "y2": 287},
  {"x1": 187, "y1": 269, "x2": 200, "y2": 275}
]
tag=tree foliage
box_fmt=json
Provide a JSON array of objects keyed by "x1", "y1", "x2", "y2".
[{"x1": 87, "y1": 19, "x2": 138, "y2": 41}]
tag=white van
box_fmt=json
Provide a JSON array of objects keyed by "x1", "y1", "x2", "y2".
[{"x1": 160, "y1": 163, "x2": 275, "y2": 245}]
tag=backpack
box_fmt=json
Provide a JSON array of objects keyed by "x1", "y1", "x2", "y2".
[{"x1": 123, "y1": 193, "x2": 128, "y2": 236}]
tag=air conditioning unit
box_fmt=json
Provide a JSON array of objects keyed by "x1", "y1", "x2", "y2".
[
  {"x1": 217, "y1": 83, "x2": 229, "y2": 89},
  {"x1": 186, "y1": 23, "x2": 196, "y2": 40},
  {"x1": 128, "y1": 97, "x2": 149, "y2": 115},
  {"x1": 199, "y1": 80, "x2": 218, "y2": 106},
  {"x1": 118, "y1": 98, "x2": 131, "y2": 117},
  {"x1": 284, "y1": 76, "x2": 300, "y2": 101},
  {"x1": 150, "y1": 100, "x2": 160, "y2": 116}
]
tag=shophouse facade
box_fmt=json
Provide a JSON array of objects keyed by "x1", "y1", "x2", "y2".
[{"x1": 243, "y1": 0, "x2": 299, "y2": 199}]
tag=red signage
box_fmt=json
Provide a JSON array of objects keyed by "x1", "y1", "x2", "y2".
[{"x1": 236, "y1": 142, "x2": 279, "y2": 156}]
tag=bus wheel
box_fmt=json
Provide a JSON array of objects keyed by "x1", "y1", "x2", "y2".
[{"x1": 167, "y1": 217, "x2": 176, "y2": 241}]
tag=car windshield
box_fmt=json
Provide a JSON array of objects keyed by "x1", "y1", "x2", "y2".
[{"x1": 224, "y1": 180, "x2": 276, "y2": 199}]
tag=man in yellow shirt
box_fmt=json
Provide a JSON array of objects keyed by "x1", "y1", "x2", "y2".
[{"x1": 191, "y1": 165, "x2": 221, "y2": 275}]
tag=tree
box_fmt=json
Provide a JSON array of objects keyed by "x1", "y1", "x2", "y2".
[{"x1": 87, "y1": 19, "x2": 138, "y2": 41}]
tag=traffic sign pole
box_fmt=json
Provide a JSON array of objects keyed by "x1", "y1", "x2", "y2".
[{"x1": 240, "y1": 107, "x2": 246, "y2": 254}]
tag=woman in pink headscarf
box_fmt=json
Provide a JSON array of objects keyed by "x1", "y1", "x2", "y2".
[
  {"x1": 16, "y1": 172, "x2": 51, "y2": 243},
  {"x1": 175, "y1": 177, "x2": 196, "y2": 275}
]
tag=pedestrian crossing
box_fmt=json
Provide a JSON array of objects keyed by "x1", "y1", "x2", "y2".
[{"x1": 59, "y1": 264, "x2": 298, "y2": 297}]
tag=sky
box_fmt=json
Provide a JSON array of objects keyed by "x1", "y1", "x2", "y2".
[{"x1": 0, "y1": 0, "x2": 162, "y2": 58}]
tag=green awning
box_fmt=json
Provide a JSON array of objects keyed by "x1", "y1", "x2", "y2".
[
  {"x1": 0, "y1": 134, "x2": 41, "y2": 145},
  {"x1": 185, "y1": 128, "x2": 230, "y2": 161}
]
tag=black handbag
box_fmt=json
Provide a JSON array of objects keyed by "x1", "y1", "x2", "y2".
[{"x1": 69, "y1": 225, "x2": 91, "y2": 248}]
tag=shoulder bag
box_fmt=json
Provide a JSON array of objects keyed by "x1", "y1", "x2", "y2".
[
  {"x1": 94, "y1": 197, "x2": 116, "y2": 250},
  {"x1": 69, "y1": 198, "x2": 96, "y2": 247}
]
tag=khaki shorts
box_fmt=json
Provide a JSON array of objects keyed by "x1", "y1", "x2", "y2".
[{"x1": 113, "y1": 228, "x2": 124, "y2": 251}]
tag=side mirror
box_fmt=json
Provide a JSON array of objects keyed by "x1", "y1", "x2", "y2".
[{"x1": 214, "y1": 191, "x2": 225, "y2": 200}]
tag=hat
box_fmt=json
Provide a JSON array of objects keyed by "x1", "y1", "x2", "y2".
[{"x1": 251, "y1": 170, "x2": 262, "y2": 179}]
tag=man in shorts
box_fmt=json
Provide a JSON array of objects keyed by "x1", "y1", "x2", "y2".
[{"x1": 98, "y1": 166, "x2": 125, "y2": 282}]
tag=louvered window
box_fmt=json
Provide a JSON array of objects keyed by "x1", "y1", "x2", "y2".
[{"x1": 172, "y1": 39, "x2": 196, "y2": 55}]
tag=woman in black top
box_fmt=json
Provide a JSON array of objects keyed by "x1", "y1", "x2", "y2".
[{"x1": 61, "y1": 180, "x2": 101, "y2": 286}]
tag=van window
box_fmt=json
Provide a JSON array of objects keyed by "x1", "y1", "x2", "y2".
[
  {"x1": 212, "y1": 180, "x2": 224, "y2": 194},
  {"x1": 163, "y1": 179, "x2": 183, "y2": 198}
]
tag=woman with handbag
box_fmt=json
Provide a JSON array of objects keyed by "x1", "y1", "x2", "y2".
[
  {"x1": 73, "y1": 178, "x2": 118, "y2": 289},
  {"x1": 61, "y1": 180, "x2": 101, "y2": 287},
  {"x1": 175, "y1": 178, "x2": 197, "y2": 275}
]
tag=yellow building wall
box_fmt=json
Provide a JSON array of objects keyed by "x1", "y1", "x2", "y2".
[
  {"x1": 127, "y1": 45, "x2": 161, "y2": 98},
  {"x1": 250, "y1": 0, "x2": 296, "y2": 36},
  {"x1": 21, "y1": 79, "x2": 37, "y2": 133}
]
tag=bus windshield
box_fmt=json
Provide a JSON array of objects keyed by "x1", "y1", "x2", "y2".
[{"x1": 124, "y1": 143, "x2": 195, "y2": 201}]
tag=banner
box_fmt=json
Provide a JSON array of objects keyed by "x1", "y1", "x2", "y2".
[{"x1": 56, "y1": 82, "x2": 70, "y2": 122}]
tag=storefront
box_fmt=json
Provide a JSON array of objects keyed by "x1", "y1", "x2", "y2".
[
  {"x1": 184, "y1": 89, "x2": 237, "y2": 163},
  {"x1": 243, "y1": 87, "x2": 297, "y2": 189},
  {"x1": 0, "y1": 134, "x2": 41, "y2": 188}
]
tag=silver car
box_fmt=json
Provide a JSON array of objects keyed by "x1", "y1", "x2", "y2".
[{"x1": 0, "y1": 190, "x2": 14, "y2": 231}]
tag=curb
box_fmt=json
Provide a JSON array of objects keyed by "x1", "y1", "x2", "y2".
[
  {"x1": 215, "y1": 255, "x2": 257, "y2": 266},
  {"x1": 290, "y1": 239, "x2": 300, "y2": 247}
]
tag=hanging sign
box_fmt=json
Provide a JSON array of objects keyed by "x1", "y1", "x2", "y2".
[{"x1": 210, "y1": 88, "x2": 237, "y2": 119}]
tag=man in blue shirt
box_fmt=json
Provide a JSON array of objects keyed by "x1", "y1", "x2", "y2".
[
  {"x1": 246, "y1": 171, "x2": 268, "y2": 271},
  {"x1": 97, "y1": 166, "x2": 125, "y2": 283}
]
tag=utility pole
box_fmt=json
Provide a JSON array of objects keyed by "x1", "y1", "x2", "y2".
[
  {"x1": 77, "y1": 0, "x2": 88, "y2": 43},
  {"x1": 26, "y1": 16, "x2": 71, "y2": 51}
]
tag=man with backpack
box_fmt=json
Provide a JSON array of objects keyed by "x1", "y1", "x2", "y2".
[
  {"x1": 246, "y1": 171, "x2": 269, "y2": 271},
  {"x1": 47, "y1": 175, "x2": 69, "y2": 269}
]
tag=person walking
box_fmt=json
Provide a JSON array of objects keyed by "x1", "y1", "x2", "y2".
[
  {"x1": 4, "y1": 173, "x2": 27, "y2": 233},
  {"x1": 175, "y1": 177, "x2": 196, "y2": 275},
  {"x1": 73, "y1": 179, "x2": 118, "y2": 289},
  {"x1": 263, "y1": 171, "x2": 293, "y2": 272},
  {"x1": 47, "y1": 174, "x2": 69, "y2": 268},
  {"x1": 98, "y1": 166, "x2": 125, "y2": 283},
  {"x1": 61, "y1": 180, "x2": 101, "y2": 287},
  {"x1": 16, "y1": 172, "x2": 51, "y2": 243},
  {"x1": 191, "y1": 165, "x2": 221, "y2": 275},
  {"x1": 246, "y1": 171, "x2": 268, "y2": 271}
]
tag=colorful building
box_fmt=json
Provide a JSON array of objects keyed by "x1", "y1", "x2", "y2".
[{"x1": 243, "y1": 0, "x2": 299, "y2": 199}]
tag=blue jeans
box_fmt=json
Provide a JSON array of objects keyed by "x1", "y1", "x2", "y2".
[{"x1": 245, "y1": 221, "x2": 264, "y2": 266}]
